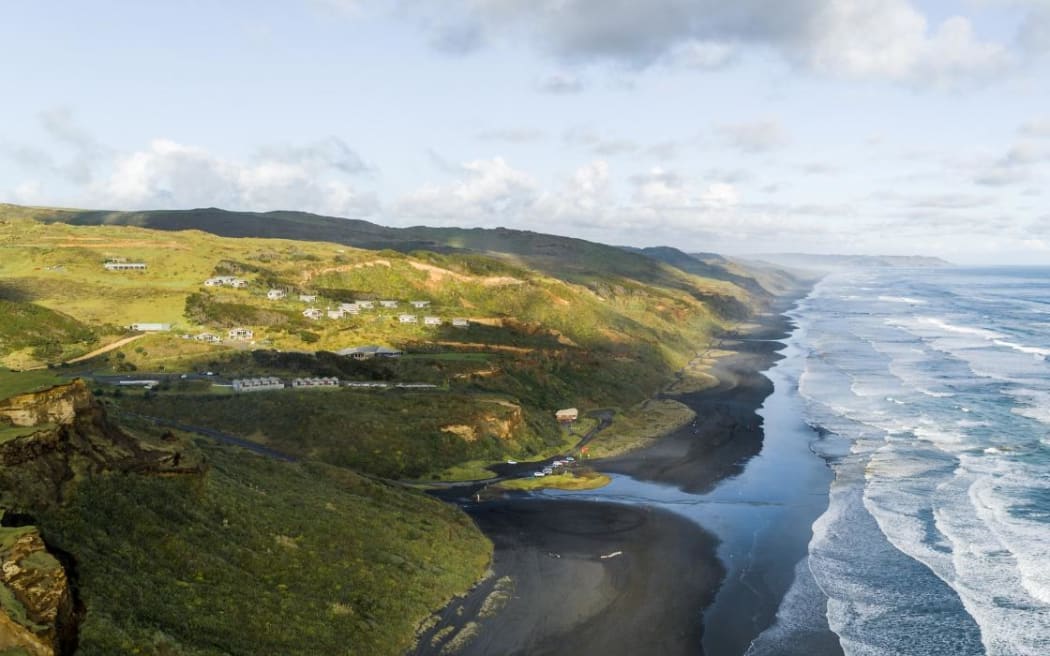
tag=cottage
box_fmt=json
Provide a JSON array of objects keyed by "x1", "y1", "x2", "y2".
[
  {"x1": 195, "y1": 332, "x2": 222, "y2": 343},
  {"x1": 227, "y1": 327, "x2": 254, "y2": 341},
  {"x1": 230, "y1": 279, "x2": 248, "y2": 288},
  {"x1": 232, "y1": 377, "x2": 285, "y2": 392},
  {"x1": 130, "y1": 322, "x2": 171, "y2": 332},
  {"x1": 356, "y1": 300, "x2": 375, "y2": 309},
  {"x1": 451, "y1": 318, "x2": 470, "y2": 328},
  {"x1": 555, "y1": 408, "x2": 579, "y2": 423},
  {"x1": 267, "y1": 289, "x2": 287, "y2": 301},
  {"x1": 339, "y1": 303, "x2": 361, "y2": 315},
  {"x1": 303, "y1": 308, "x2": 323, "y2": 320},
  {"x1": 291, "y1": 377, "x2": 340, "y2": 388},
  {"x1": 336, "y1": 345, "x2": 403, "y2": 360},
  {"x1": 379, "y1": 300, "x2": 398, "y2": 309},
  {"x1": 327, "y1": 309, "x2": 345, "y2": 320},
  {"x1": 410, "y1": 300, "x2": 430, "y2": 309},
  {"x1": 299, "y1": 294, "x2": 318, "y2": 302},
  {"x1": 423, "y1": 316, "x2": 442, "y2": 326},
  {"x1": 104, "y1": 262, "x2": 147, "y2": 271},
  {"x1": 204, "y1": 275, "x2": 243, "y2": 287},
  {"x1": 398, "y1": 314, "x2": 418, "y2": 324}
]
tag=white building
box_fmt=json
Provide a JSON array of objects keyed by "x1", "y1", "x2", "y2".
[
  {"x1": 339, "y1": 303, "x2": 361, "y2": 315},
  {"x1": 230, "y1": 279, "x2": 248, "y2": 288},
  {"x1": 291, "y1": 377, "x2": 340, "y2": 388},
  {"x1": 232, "y1": 377, "x2": 285, "y2": 392},
  {"x1": 423, "y1": 316, "x2": 442, "y2": 326},
  {"x1": 267, "y1": 289, "x2": 287, "y2": 301},
  {"x1": 204, "y1": 276, "x2": 245, "y2": 287},
  {"x1": 194, "y1": 332, "x2": 222, "y2": 343},
  {"x1": 303, "y1": 308, "x2": 323, "y2": 320},
  {"x1": 398, "y1": 314, "x2": 418, "y2": 324},
  {"x1": 356, "y1": 300, "x2": 375, "y2": 309},
  {"x1": 227, "y1": 328, "x2": 254, "y2": 341},
  {"x1": 327, "y1": 309, "x2": 345, "y2": 320},
  {"x1": 452, "y1": 318, "x2": 470, "y2": 328},
  {"x1": 104, "y1": 262, "x2": 147, "y2": 271},
  {"x1": 299, "y1": 294, "x2": 318, "y2": 302},
  {"x1": 130, "y1": 322, "x2": 171, "y2": 332},
  {"x1": 410, "y1": 300, "x2": 430, "y2": 309},
  {"x1": 379, "y1": 300, "x2": 398, "y2": 308}
]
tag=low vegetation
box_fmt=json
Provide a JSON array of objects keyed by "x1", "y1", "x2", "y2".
[
  {"x1": 496, "y1": 470, "x2": 611, "y2": 491},
  {"x1": 585, "y1": 399, "x2": 697, "y2": 459},
  {"x1": 36, "y1": 444, "x2": 492, "y2": 656}
]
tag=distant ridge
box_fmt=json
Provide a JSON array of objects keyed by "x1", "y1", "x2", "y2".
[
  {"x1": 0, "y1": 202, "x2": 791, "y2": 303},
  {"x1": 751, "y1": 253, "x2": 952, "y2": 270}
]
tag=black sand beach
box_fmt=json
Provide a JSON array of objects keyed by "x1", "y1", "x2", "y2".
[{"x1": 414, "y1": 295, "x2": 832, "y2": 656}]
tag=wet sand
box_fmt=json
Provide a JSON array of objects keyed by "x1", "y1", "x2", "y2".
[
  {"x1": 413, "y1": 294, "x2": 829, "y2": 656},
  {"x1": 413, "y1": 500, "x2": 723, "y2": 656}
]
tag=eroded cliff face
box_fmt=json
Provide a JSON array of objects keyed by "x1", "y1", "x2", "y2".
[
  {"x1": 0, "y1": 380, "x2": 202, "y2": 654},
  {"x1": 0, "y1": 526, "x2": 73, "y2": 656},
  {"x1": 0, "y1": 379, "x2": 199, "y2": 511}
]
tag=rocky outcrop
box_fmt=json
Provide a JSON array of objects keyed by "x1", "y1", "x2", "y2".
[
  {"x1": 0, "y1": 526, "x2": 74, "y2": 656},
  {"x1": 0, "y1": 380, "x2": 202, "y2": 512}
]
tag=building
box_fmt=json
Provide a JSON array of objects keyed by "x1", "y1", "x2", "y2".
[
  {"x1": 194, "y1": 332, "x2": 222, "y2": 343},
  {"x1": 303, "y1": 308, "x2": 323, "y2": 320},
  {"x1": 232, "y1": 377, "x2": 285, "y2": 392},
  {"x1": 452, "y1": 318, "x2": 470, "y2": 328},
  {"x1": 423, "y1": 316, "x2": 442, "y2": 326},
  {"x1": 130, "y1": 322, "x2": 171, "y2": 332},
  {"x1": 336, "y1": 345, "x2": 403, "y2": 360},
  {"x1": 299, "y1": 294, "x2": 318, "y2": 302},
  {"x1": 410, "y1": 300, "x2": 430, "y2": 309},
  {"x1": 327, "y1": 309, "x2": 345, "y2": 320},
  {"x1": 339, "y1": 303, "x2": 361, "y2": 315},
  {"x1": 379, "y1": 300, "x2": 398, "y2": 308},
  {"x1": 398, "y1": 314, "x2": 418, "y2": 324},
  {"x1": 267, "y1": 289, "x2": 287, "y2": 301},
  {"x1": 227, "y1": 327, "x2": 254, "y2": 341},
  {"x1": 291, "y1": 377, "x2": 340, "y2": 388},
  {"x1": 104, "y1": 262, "x2": 147, "y2": 271},
  {"x1": 356, "y1": 300, "x2": 375, "y2": 309},
  {"x1": 555, "y1": 408, "x2": 579, "y2": 423},
  {"x1": 204, "y1": 276, "x2": 245, "y2": 287}
]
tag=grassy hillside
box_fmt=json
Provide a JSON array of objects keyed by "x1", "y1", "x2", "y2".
[{"x1": 36, "y1": 444, "x2": 490, "y2": 656}]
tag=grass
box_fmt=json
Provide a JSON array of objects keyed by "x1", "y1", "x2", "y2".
[
  {"x1": 118, "y1": 389, "x2": 562, "y2": 479},
  {"x1": 0, "y1": 369, "x2": 66, "y2": 400},
  {"x1": 35, "y1": 444, "x2": 492, "y2": 656},
  {"x1": 496, "y1": 470, "x2": 611, "y2": 491},
  {"x1": 429, "y1": 460, "x2": 498, "y2": 482},
  {"x1": 0, "y1": 422, "x2": 56, "y2": 445},
  {"x1": 664, "y1": 348, "x2": 733, "y2": 395},
  {"x1": 584, "y1": 399, "x2": 697, "y2": 459}
]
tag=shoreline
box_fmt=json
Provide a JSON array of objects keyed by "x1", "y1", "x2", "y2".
[{"x1": 412, "y1": 289, "x2": 828, "y2": 656}]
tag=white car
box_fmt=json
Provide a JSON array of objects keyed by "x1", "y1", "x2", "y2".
[
  {"x1": 506, "y1": 460, "x2": 518, "y2": 465},
  {"x1": 533, "y1": 471, "x2": 546, "y2": 477},
  {"x1": 542, "y1": 467, "x2": 554, "y2": 475},
  {"x1": 565, "y1": 456, "x2": 576, "y2": 462}
]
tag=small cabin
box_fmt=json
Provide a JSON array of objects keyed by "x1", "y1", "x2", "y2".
[
  {"x1": 130, "y1": 322, "x2": 171, "y2": 332},
  {"x1": 410, "y1": 300, "x2": 430, "y2": 309},
  {"x1": 451, "y1": 318, "x2": 470, "y2": 328},
  {"x1": 299, "y1": 294, "x2": 318, "y2": 303},
  {"x1": 267, "y1": 289, "x2": 287, "y2": 301},
  {"x1": 555, "y1": 408, "x2": 579, "y2": 423},
  {"x1": 104, "y1": 262, "x2": 147, "y2": 271},
  {"x1": 228, "y1": 327, "x2": 254, "y2": 341},
  {"x1": 398, "y1": 314, "x2": 418, "y2": 324},
  {"x1": 423, "y1": 316, "x2": 442, "y2": 326},
  {"x1": 303, "y1": 308, "x2": 323, "y2": 320},
  {"x1": 379, "y1": 300, "x2": 398, "y2": 308}
]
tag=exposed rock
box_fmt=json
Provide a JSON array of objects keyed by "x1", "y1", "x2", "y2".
[
  {"x1": 0, "y1": 380, "x2": 204, "y2": 512},
  {"x1": 0, "y1": 526, "x2": 73, "y2": 656}
]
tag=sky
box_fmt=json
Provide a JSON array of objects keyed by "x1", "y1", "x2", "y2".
[{"x1": 2, "y1": 1, "x2": 1049, "y2": 263}]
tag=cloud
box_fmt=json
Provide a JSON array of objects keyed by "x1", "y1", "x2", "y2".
[
  {"x1": 1021, "y1": 117, "x2": 1050, "y2": 138},
  {"x1": 718, "y1": 119, "x2": 788, "y2": 153},
  {"x1": 563, "y1": 127, "x2": 638, "y2": 156},
  {"x1": 536, "y1": 71, "x2": 584, "y2": 94},
  {"x1": 0, "y1": 108, "x2": 110, "y2": 185},
  {"x1": 406, "y1": 0, "x2": 1018, "y2": 86},
  {"x1": 92, "y1": 138, "x2": 377, "y2": 217},
  {"x1": 395, "y1": 157, "x2": 538, "y2": 223},
  {"x1": 255, "y1": 137, "x2": 370, "y2": 175}
]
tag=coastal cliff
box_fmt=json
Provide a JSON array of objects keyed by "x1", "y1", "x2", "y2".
[
  {"x1": 0, "y1": 379, "x2": 201, "y2": 511},
  {"x1": 0, "y1": 380, "x2": 202, "y2": 654}
]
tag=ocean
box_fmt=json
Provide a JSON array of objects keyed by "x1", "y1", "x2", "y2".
[{"x1": 787, "y1": 266, "x2": 1050, "y2": 656}]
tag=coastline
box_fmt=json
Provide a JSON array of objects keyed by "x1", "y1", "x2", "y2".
[{"x1": 412, "y1": 288, "x2": 833, "y2": 656}]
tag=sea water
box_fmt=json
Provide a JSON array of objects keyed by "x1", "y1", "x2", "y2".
[{"x1": 789, "y1": 267, "x2": 1050, "y2": 656}]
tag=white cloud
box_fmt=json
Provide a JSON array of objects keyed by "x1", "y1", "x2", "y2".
[
  {"x1": 536, "y1": 71, "x2": 584, "y2": 94},
  {"x1": 396, "y1": 157, "x2": 538, "y2": 223},
  {"x1": 93, "y1": 138, "x2": 377, "y2": 217}
]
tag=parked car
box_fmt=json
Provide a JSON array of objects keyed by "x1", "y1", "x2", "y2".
[
  {"x1": 533, "y1": 471, "x2": 546, "y2": 477},
  {"x1": 506, "y1": 459, "x2": 518, "y2": 465}
]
